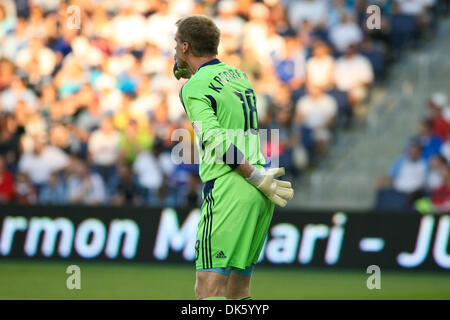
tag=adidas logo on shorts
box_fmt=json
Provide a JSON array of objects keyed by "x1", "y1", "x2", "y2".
[{"x1": 216, "y1": 251, "x2": 226, "y2": 259}]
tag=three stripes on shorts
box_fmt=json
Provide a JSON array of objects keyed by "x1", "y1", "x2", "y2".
[{"x1": 201, "y1": 191, "x2": 214, "y2": 269}]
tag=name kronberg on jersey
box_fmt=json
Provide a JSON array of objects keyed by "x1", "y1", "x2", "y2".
[{"x1": 207, "y1": 68, "x2": 248, "y2": 93}]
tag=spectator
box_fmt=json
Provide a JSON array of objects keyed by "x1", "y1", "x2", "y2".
[
  {"x1": 119, "y1": 119, "x2": 153, "y2": 164},
  {"x1": 97, "y1": 75, "x2": 124, "y2": 115},
  {"x1": 141, "y1": 42, "x2": 166, "y2": 76},
  {"x1": 168, "y1": 162, "x2": 200, "y2": 207},
  {"x1": 27, "y1": 5, "x2": 46, "y2": 38},
  {"x1": 0, "y1": 59, "x2": 15, "y2": 91},
  {"x1": 267, "y1": 84, "x2": 305, "y2": 172},
  {"x1": 376, "y1": 142, "x2": 427, "y2": 195},
  {"x1": 111, "y1": 163, "x2": 139, "y2": 206},
  {"x1": 133, "y1": 139, "x2": 174, "y2": 206},
  {"x1": 110, "y1": 4, "x2": 146, "y2": 50},
  {"x1": 18, "y1": 137, "x2": 68, "y2": 188},
  {"x1": 0, "y1": 3, "x2": 16, "y2": 40},
  {"x1": 185, "y1": 174, "x2": 201, "y2": 208},
  {"x1": 295, "y1": 84, "x2": 338, "y2": 156},
  {"x1": 14, "y1": 172, "x2": 37, "y2": 204},
  {"x1": 426, "y1": 154, "x2": 446, "y2": 192},
  {"x1": 1, "y1": 18, "x2": 30, "y2": 67},
  {"x1": 39, "y1": 83, "x2": 57, "y2": 117},
  {"x1": 297, "y1": 19, "x2": 315, "y2": 49},
  {"x1": 329, "y1": 12, "x2": 363, "y2": 53},
  {"x1": 73, "y1": 84, "x2": 102, "y2": 133},
  {"x1": 145, "y1": 0, "x2": 178, "y2": 54},
  {"x1": 129, "y1": 76, "x2": 162, "y2": 119},
  {"x1": 1, "y1": 75, "x2": 37, "y2": 113},
  {"x1": 306, "y1": 41, "x2": 335, "y2": 90},
  {"x1": 268, "y1": 105, "x2": 300, "y2": 176},
  {"x1": 52, "y1": 24, "x2": 78, "y2": 61},
  {"x1": 242, "y1": 3, "x2": 279, "y2": 66},
  {"x1": 426, "y1": 91, "x2": 450, "y2": 140},
  {"x1": 0, "y1": 114, "x2": 24, "y2": 171},
  {"x1": 88, "y1": 116, "x2": 120, "y2": 194},
  {"x1": 272, "y1": 32, "x2": 307, "y2": 90},
  {"x1": 49, "y1": 123, "x2": 71, "y2": 153},
  {"x1": 66, "y1": 160, "x2": 106, "y2": 205},
  {"x1": 39, "y1": 171, "x2": 66, "y2": 205},
  {"x1": 430, "y1": 164, "x2": 450, "y2": 213},
  {"x1": 287, "y1": 0, "x2": 328, "y2": 30},
  {"x1": 396, "y1": 0, "x2": 434, "y2": 32},
  {"x1": 16, "y1": 35, "x2": 56, "y2": 78},
  {"x1": 0, "y1": 155, "x2": 14, "y2": 202},
  {"x1": 54, "y1": 59, "x2": 87, "y2": 99},
  {"x1": 334, "y1": 44, "x2": 374, "y2": 106},
  {"x1": 429, "y1": 90, "x2": 449, "y2": 110},
  {"x1": 214, "y1": 0, "x2": 245, "y2": 54},
  {"x1": 408, "y1": 119, "x2": 442, "y2": 162}
]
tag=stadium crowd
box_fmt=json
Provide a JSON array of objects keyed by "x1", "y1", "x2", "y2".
[
  {"x1": 375, "y1": 91, "x2": 450, "y2": 214},
  {"x1": 0, "y1": 0, "x2": 445, "y2": 207}
]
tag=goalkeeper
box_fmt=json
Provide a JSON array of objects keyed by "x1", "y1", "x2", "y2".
[{"x1": 174, "y1": 15, "x2": 294, "y2": 300}]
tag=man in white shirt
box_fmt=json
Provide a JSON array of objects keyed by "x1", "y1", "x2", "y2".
[
  {"x1": 306, "y1": 41, "x2": 335, "y2": 90},
  {"x1": 146, "y1": 1, "x2": 178, "y2": 54},
  {"x1": 396, "y1": 0, "x2": 432, "y2": 16},
  {"x1": 242, "y1": 3, "x2": 282, "y2": 66},
  {"x1": 88, "y1": 117, "x2": 121, "y2": 196},
  {"x1": 133, "y1": 141, "x2": 174, "y2": 205},
  {"x1": 1, "y1": 76, "x2": 37, "y2": 113},
  {"x1": 110, "y1": 4, "x2": 146, "y2": 50},
  {"x1": 16, "y1": 36, "x2": 56, "y2": 77},
  {"x1": 287, "y1": 0, "x2": 328, "y2": 30},
  {"x1": 66, "y1": 160, "x2": 106, "y2": 205},
  {"x1": 214, "y1": 0, "x2": 245, "y2": 54},
  {"x1": 334, "y1": 45, "x2": 374, "y2": 105},
  {"x1": 377, "y1": 142, "x2": 427, "y2": 194},
  {"x1": 88, "y1": 117, "x2": 120, "y2": 167},
  {"x1": 18, "y1": 138, "x2": 69, "y2": 187},
  {"x1": 295, "y1": 84, "x2": 338, "y2": 154},
  {"x1": 329, "y1": 13, "x2": 363, "y2": 53}
]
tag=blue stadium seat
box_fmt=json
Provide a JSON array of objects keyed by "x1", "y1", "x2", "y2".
[
  {"x1": 390, "y1": 14, "x2": 417, "y2": 52},
  {"x1": 361, "y1": 49, "x2": 385, "y2": 80},
  {"x1": 374, "y1": 188, "x2": 408, "y2": 211},
  {"x1": 327, "y1": 89, "x2": 352, "y2": 127}
]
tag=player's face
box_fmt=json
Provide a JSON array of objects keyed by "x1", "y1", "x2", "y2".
[{"x1": 174, "y1": 32, "x2": 188, "y2": 67}]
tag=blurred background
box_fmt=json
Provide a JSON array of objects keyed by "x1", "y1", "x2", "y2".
[{"x1": 0, "y1": 0, "x2": 449, "y2": 300}]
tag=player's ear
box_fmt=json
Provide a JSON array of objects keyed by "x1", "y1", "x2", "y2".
[{"x1": 182, "y1": 41, "x2": 189, "y2": 54}]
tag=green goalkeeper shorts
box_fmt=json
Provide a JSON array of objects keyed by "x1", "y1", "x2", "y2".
[{"x1": 195, "y1": 170, "x2": 275, "y2": 271}]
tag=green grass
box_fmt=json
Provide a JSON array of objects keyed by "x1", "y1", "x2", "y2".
[{"x1": 0, "y1": 261, "x2": 448, "y2": 299}]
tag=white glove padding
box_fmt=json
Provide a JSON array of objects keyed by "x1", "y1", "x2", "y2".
[{"x1": 246, "y1": 167, "x2": 294, "y2": 207}]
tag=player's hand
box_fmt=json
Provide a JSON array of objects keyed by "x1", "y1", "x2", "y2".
[
  {"x1": 246, "y1": 167, "x2": 294, "y2": 207},
  {"x1": 173, "y1": 54, "x2": 192, "y2": 80}
]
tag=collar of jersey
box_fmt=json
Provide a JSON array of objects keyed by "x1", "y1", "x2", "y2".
[{"x1": 198, "y1": 58, "x2": 221, "y2": 71}]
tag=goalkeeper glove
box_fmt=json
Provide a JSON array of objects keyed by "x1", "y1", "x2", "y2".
[
  {"x1": 173, "y1": 54, "x2": 192, "y2": 80},
  {"x1": 246, "y1": 167, "x2": 294, "y2": 207}
]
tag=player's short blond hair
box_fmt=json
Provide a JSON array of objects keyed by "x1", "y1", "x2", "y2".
[{"x1": 176, "y1": 15, "x2": 220, "y2": 57}]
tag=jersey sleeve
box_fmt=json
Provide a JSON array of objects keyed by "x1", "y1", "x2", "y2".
[{"x1": 180, "y1": 82, "x2": 244, "y2": 168}]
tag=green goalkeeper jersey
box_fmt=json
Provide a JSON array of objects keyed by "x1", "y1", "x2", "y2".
[{"x1": 179, "y1": 59, "x2": 266, "y2": 183}]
